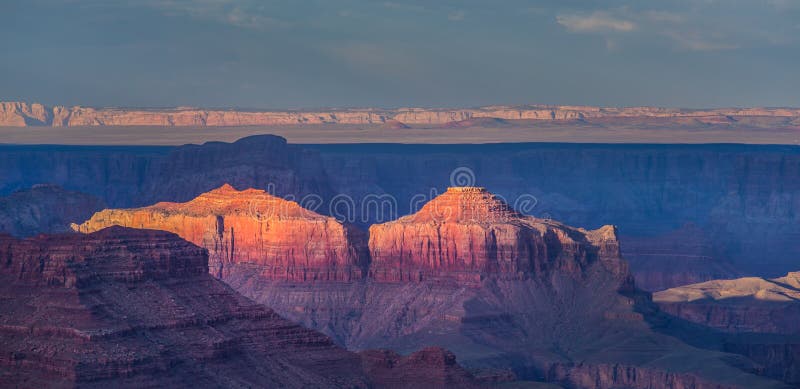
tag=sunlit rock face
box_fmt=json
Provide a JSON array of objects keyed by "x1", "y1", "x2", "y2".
[
  {"x1": 3, "y1": 100, "x2": 800, "y2": 127},
  {"x1": 368, "y1": 187, "x2": 628, "y2": 285},
  {"x1": 73, "y1": 184, "x2": 368, "y2": 282},
  {"x1": 70, "y1": 186, "x2": 785, "y2": 389},
  {"x1": 654, "y1": 272, "x2": 800, "y2": 335}
]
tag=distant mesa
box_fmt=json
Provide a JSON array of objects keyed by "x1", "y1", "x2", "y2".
[
  {"x1": 380, "y1": 119, "x2": 411, "y2": 129},
  {"x1": 3, "y1": 100, "x2": 800, "y2": 127},
  {"x1": 440, "y1": 117, "x2": 512, "y2": 128}
]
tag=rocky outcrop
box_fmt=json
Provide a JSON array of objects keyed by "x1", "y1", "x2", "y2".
[
  {"x1": 0, "y1": 184, "x2": 106, "y2": 237},
  {"x1": 170, "y1": 186, "x2": 782, "y2": 388},
  {"x1": 368, "y1": 187, "x2": 630, "y2": 286},
  {"x1": 3, "y1": 100, "x2": 800, "y2": 127},
  {"x1": 360, "y1": 347, "x2": 482, "y2": 388},
  {"x1": 0, "y1": 227, "x2": 372, "y2": 388},
  {"x1": 621, "y1": 224, "x2": 741, "y2": 291},
  {"x1": 654, "y1": 272, "x2": 800, "y2": 334},
  {"x1": 73, "y1": 184, "x2": 367, "y2": 282}
]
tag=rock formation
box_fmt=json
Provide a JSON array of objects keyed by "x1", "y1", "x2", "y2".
[
  {"x1": 0, "y1": 184, "x2": 106, "y2": 236},
  {"x1": 71, "y1": 186, "x2": 788, "y2": 388},
  {"x1": 368, "y1": 187, "x2": 630, "y2": 286},
  {"x1": 0, "y1": 227, "x2": 371, "y2": 388},
  {"x1": 360, "y1": 347, "x2": 482, "y2": 389},
  {"x1": 654, "y1": 272, "x2": 800, "y2": 334},
  {"x1": 2, "y1": 100, "x2": 800, "y2": 127},
  {"x1": 73, "y1": 184, "x2": 367, "y2": 282}
]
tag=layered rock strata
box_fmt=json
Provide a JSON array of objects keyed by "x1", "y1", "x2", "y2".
[
  {"x1": 71, "y1": 186, "x2": 787, "y2": 388},
  {"x1": 3, "y1": 100, "x2": 800, "y2": 127},
  {"x1": 0, "y1": 227, "x2": 370, "y2": 388},
  {"x1": 73, "y1": 184, "x2": 367, "y2": 282}
]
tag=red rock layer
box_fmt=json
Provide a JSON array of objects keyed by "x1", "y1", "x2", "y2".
[
  {"x1": 0, "y1": 227, "x2": 370, "y2": 388},
  {"x1": 368, "y1": 187, "x2": 630, "y2": 286},
  {"x1": 545, "y1": 362, "x2": 740, "y2": 389},
  {"x1": 73, "y1": 184, "x2": 367, "y2": 282},
  {"x1": 3, "y1": 100, "x2": 800, "y2": 127}
]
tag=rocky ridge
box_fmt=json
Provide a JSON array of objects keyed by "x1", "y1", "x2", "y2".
[
  {"x1": 71, "y1": 186, "x2": 786, "y2": 388},
  {"x1": 73, "y1": 184, "x2": 367, "y2": 282},
  {"x1": 0, "y1": 227, "x2": 370, "y2": 388},
  {"x1": 3, "y1": 101, "x2": 800, "y2": 127},
  {"x1": 654, "y1": 272, "x2": 800, "y2": 334}
]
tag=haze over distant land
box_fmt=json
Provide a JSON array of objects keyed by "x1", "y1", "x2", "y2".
[{"x1": 1, "y1": 101, "x2": 799, "y2": 145}]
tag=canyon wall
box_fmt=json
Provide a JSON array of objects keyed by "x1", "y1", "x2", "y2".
[
  {"x1": 2, "y1": 101, "x2": 800, "y2": 127},
  {"x1": 71, "y1": 186, "x2": 786, "y2": 388},
  {"x1": 74, "y1": 184, "x2": 367, "y2": 282},
  {"x1": 1, "y1": 137, "x2": 798, "y2": 289},
  {"x1": 0, "y1": 227, "x2": 372, "y2": 388},
  {"x1": 0, "y1": 184, "x2": 105, "y2": 236}
]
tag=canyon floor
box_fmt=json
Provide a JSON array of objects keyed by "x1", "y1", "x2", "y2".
[{"x1": 2, "y1": 122, "x2": 800, "y2": 145}]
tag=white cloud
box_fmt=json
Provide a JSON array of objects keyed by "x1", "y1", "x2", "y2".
[{"x1": 556, "y1": 11, "x2": 636, "y2": 33}]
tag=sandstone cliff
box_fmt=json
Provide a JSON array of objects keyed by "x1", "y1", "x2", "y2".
[
  {"x1": 3, "y1": 100, "x2": 799, "y2": 127},
  {"x1": 654, "y1": 272, "x2": 800, "y2": 334},
  {"x1": 73, "y1": 184, "x2": 367, "y2": 282},
  {"x1": 0, "y1": 227, "x2": 371, "y2": 388},
  {"x1": 368, "y1": 187, "x2": 630, "y2": 286},
  {"x1": 0, "y1": 184, "x2": 105, "y2": 237}
]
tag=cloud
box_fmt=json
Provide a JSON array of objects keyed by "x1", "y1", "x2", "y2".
[
  {"x1": 448, "y1": 10, "x2": 465, "y2": 21},
  {"x1": 556, "y1": 11, "x2": 636, "y2": 33},
  {"x1": 147, "y1": 0, "x2": 288, "y2": 30}
]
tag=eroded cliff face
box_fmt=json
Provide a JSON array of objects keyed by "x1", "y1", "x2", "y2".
[
  {"x1": 2, "y1": 137, "x2": 798, "y2": 310},
  {"x1": 0, "y1": 184, "x2": 106, "y2": 237},
  {"x1": 654, "y1": 272, "x2": 800, "y2": 335},
  {"x1": 73, "y1": 184, "x2": 367, "y2": 282},
  {"x1": 0, "y1": 227, "x2": 371, "y2": 388},
  {"x1": 3, "y1": 100, "x2": 800, "y2": 127},
  {"x1": 368, "y1": 187, "x2": 629, "y2": 286},
  {"x1": 71, "y1": 186, "x2": 787, "y2": 388}
]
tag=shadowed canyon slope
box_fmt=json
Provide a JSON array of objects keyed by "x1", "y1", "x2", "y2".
[
  {"x1": 0, "y1": 227, "x2": 370, "y2": 388},
  {"x1": 0, "y1": 226, "x2": 483, "y2": 388},
  {"x1": 0, "y1": 184, "x2": 105, "y2": 237},
  {"x1": 2, "y1": 136, "x2": 799, "y2": 290},
  {"x1": 4, "y1": 101, "x2": 800, "y2": 128},
  {"x1": 72, "y1": 186, "x2": 787, "y2": 388}
]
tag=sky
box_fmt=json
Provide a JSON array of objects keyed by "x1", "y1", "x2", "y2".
[{"x1": 1, "y1": 0, "x2": 799, "y2": 109}]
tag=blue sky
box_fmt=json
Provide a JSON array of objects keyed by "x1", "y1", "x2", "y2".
[{"x1": 1, "y1": 0, "x2": 799, "y2": 108}]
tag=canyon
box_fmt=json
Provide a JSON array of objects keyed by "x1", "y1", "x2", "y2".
[
  {"x1": 0, "y1": 226, "x2": 483, "y2": 388},
  {"x1": 72, "y1": 185, "x2": 787, "y2": 388},
  {"x1": 0, "y1": 184, "x2": 105, "y2": 237},
  {"x1": 2, "y1": 136, "x2": 798, "y2": 291},
  {"x1": 3, "y1": 101, "x2": 800, "y2": 128}
]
